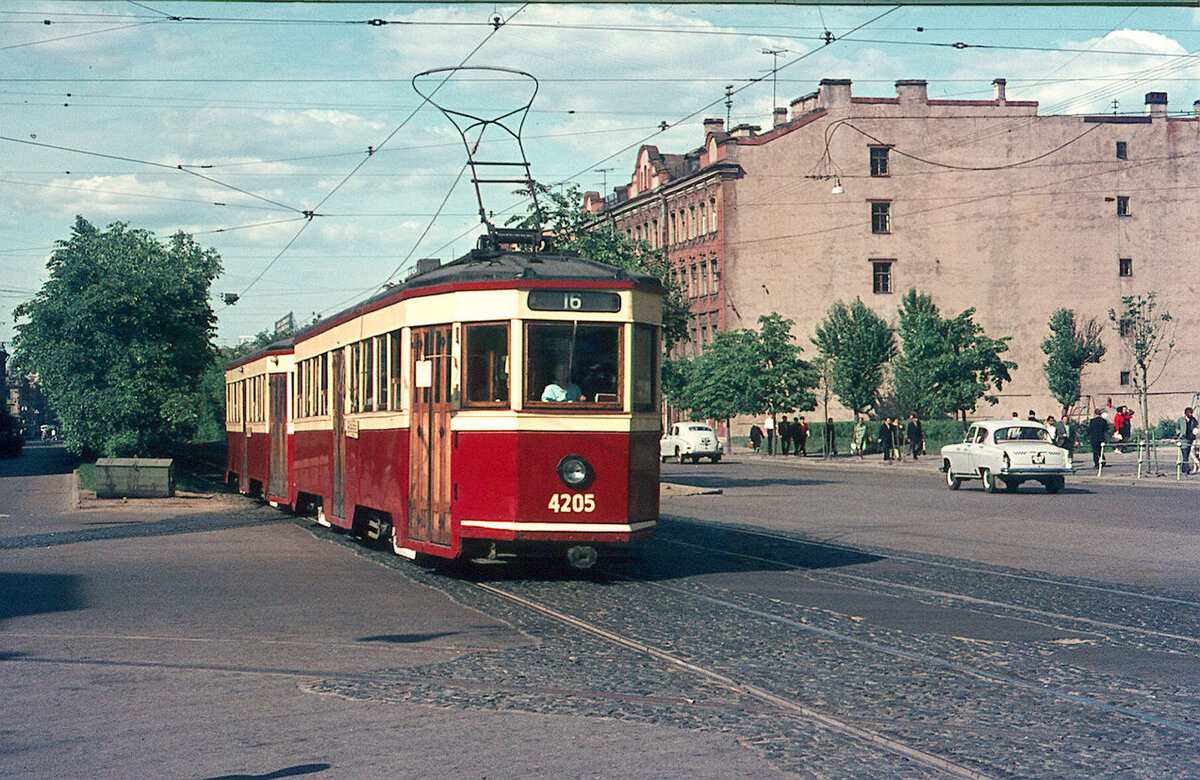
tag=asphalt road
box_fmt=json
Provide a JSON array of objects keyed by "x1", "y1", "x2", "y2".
[
  {"x1": 663, "y1": 451, "x2": 1200, "y2": 595},
  {"x1": 0, "y1": 445, "x2": 789, "y2": 779},
  {"x1": 2, "y1": 444, "x2": 1198, "y2": 778}
]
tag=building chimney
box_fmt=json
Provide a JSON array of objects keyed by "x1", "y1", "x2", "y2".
[
  {"x1": 773, "y1": 107, "x2": 788, "y2": 128},
  {"x1": 1145, "y1": 91, "x2": 1168, "y2": 118},
  {"x1": 896, "y1": 79, "x2": 928, "y2": 105},
  {"x1": 818, "y1": 78, "x2": 852, "y2": 107},
  {"x1": 993, "y1": 78, "x2": 1007, "y2": 103},
  {"x1": 702, "y1": 117, "x2": 725, "y2": 136},
  {"x1": 1193, "y1": 99, "x2": 1199, "y2": 119},
  {"x1": 415, "y1": 258, "x2": 441, "y2": 275}
]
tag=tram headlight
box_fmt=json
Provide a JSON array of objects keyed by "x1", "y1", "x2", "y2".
[{"x1": 556, "y1": 455, "x2": 594, "y2": 491}]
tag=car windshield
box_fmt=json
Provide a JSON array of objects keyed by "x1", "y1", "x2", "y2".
[{"x1": 994, "y1": 426, "x2": 1050, "y2": 443}]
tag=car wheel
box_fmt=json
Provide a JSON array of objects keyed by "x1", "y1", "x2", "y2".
[
  {"x1": 1045, "y1": 476, "x2": 1064, "y2": 494},
  {"x1": 981, "y1": 468, "x2": 999, "y2": 493},
  {"x1": 944, "y1": 462, "x2": 962, "y2": 490},
  {"x1": 660, "y1": 452, "x2": 668, "y2": 463},
  {"x1": 676, "y1": 448, "x2": 687, "y2": 465},
  {"x1": 710, "y1": 455, "x2": 721, "y2": 463}
]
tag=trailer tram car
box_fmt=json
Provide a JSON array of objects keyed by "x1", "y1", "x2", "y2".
[
  {"x1": 225, "y1": 340, "x2": 294, "y2": 506},
  {"x1": 226, "y1": 247, "x2": 665, "y2": 568}
]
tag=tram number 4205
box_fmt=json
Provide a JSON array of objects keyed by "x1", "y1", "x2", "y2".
[{"x1": 548, "y1": 492, "x2": 596, "y2": 513}]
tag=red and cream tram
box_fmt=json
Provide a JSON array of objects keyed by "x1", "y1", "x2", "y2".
[
  {"x1": 224, "y1": 340, "x2": 294, "y2": 506},
  {"x1": 226, "y1": 247, "x2": 664, "y2": 567}
]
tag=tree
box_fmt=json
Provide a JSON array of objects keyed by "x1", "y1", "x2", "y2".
[
  {"x1": 669, "y1": 314, "x2": 816, "y2": 421},
  {"x1": 512, "y1": 183, "x2": 689, "y2": 350},
  {"x1": 12, "y1": 217, "x2": 221, "y2": 456},
  {"x1": 1109, "y1": 293, "x2": 1173, "y2": 444},
  {"x1": 892, "y1": 289, "x2": 1016, "y2": 424},
  {"x1": 1041, "y1": 308, "x2": 1106, "y2": 416},
  {"x1": 812, "y1": 298, "x2": 896, "y2": 416}
]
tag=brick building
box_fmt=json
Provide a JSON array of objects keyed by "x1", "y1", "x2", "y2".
[{"x1": 585, "y1": 78, "x2": 1200, "y2": 425}]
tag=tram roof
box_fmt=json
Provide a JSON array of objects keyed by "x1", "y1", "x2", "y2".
[
  {"x1": 291, "y1": 247, "x2": 665, "y2": 346},
  {"x1": 224, "y1": 338, "x2": 294, "y2": 372}
]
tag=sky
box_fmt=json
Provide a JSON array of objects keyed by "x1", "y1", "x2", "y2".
[{"x1": 3, "y1": 2, "x2": 1200, "y2": 349}]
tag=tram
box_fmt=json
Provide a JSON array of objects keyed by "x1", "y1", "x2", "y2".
[
  {"x1": 224, "y1": 340, "x2": 294, "y2": 505},
  {"x1": 226, "y1": 246, "x2": 665, "y2": 567}
]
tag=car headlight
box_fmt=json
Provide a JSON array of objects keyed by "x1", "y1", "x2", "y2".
[{"x1": 556, "y1": 455, "x2": 595, "y2": 491}]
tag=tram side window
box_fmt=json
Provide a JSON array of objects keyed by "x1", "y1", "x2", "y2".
[
  {"x1": 525, "y1": 322, "x2": 621, "y2": 407},
  {"x1": 389, "y1": 330, "x2": 402, "y2": 411},
  {"x1": 464, "y1": 323, "x2": 510, "y2": 406},
  {"x1": 632, "y1": 324, "x2": 660, "y2": 412}
]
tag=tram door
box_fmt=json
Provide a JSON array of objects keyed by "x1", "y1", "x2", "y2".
[
  {"x1": 331, "y1": 348, "x2": 346, "y2": 521},
  {"x1": 239, "y1": 381, "x2": 249, "y2": 493},
  {"x1": 267, "y1": 374, "x2": 288, "y2": 499},
  {"x1": 407, "y1": 325, "x2": 453, "y2": 548}
]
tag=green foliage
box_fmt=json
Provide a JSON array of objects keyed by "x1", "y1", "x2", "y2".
[
  {"x1": 512, "y1": 183, "x2": 689, "y2": 350},
  {"x1": 1108, "y1": 292, "x2": 1173, "y2": 444},
  {"x1": 812, "y1": 297, "x2": 896, "y2": 415},
  {"x1": 1040, "y1": 308, "x2": 1106, "y2": 414},
  {"x1": 892, "y1": 289, "x2": 1015, "y2": 420},
  {"x1": 667, "y1": 313, "x2": 817, "y2": 420},
  {"x1": 12, "y1": 217, "x2": 221, "y2": 457}
]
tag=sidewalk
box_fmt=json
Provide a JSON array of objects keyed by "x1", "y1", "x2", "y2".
[{"x1": 726, "y1": 444, "x2": 1200, "y2": 487}]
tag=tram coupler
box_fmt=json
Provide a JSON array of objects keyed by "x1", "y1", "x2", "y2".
[{"x1": 566, "y1": 545, "x2": 598, "y2": 570}]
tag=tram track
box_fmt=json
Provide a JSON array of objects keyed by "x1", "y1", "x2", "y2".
[
  {"x1": 658, "y1": 534, "x2": 1200, "y2": 647},
  {"x1": 302, "y1": 518, "x2": 1200, "y2": 775},
  {"x1": 474, "y1": 580, "x2": 995, "y2": 780}
]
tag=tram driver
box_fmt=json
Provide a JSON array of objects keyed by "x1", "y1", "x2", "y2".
[{"x1": 541, "y1": 363, "x2": 585, "y2": 402}]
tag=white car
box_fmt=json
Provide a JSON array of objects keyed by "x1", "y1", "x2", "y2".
[
  {"x1": 660, "y1": 423, "x2": 723, "y2": 463},
  {"x1": 941, "y1": 420, "x2": 1073, "y2": 493}
]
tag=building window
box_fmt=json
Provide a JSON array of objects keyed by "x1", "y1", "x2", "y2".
[
  {"x1": 871, "y1": 201, "x2": 891, "y2": 234},
  {"x1": 1116, "y1": 141, "x2": 1127, "y2": 160},
  {"x1": 1116, "y1": 196, "x2": 1130, "y2": 216},
  {"x1": 869, "y1": 146, "x2": 890, "y2": 177},
  {"x1": 871, "y1": 260, "x2": 894, "y2": 294},
  {"x1": 1119, "y1": 257, "x2": 1133, "y2": 277},
  {"x1": 1119, "y1": 371, "x2": 1131, "y2": 386}
]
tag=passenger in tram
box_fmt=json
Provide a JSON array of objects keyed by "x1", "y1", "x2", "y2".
[{"x1": 541, "y1": 363, "x2": 585, "y2": 402}]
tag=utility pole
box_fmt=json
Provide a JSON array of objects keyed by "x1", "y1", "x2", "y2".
[{"x1": 724, "y1": 84, "x2": 734, "y2": 127}]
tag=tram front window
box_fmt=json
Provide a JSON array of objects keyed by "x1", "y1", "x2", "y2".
[{"x1": 526, "y1": 322, "x2": 620, "y2": 407}]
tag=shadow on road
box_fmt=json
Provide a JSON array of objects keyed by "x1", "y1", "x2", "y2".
[
  {"x1": 0, "y1": 442, "x2": 79, "y2": 478},
  {"x1": 0, "y1": 571, "x2": 86, "y2": 620}
]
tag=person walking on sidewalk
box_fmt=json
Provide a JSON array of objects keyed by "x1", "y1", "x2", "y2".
[
  {"x1": 1087, "y1": 408, "x2": 1109, "y2": 469},
  {"x1": 851, "y1": 416, "x2": 869, "y2": 459},
  {"x1": 906, "y1": 413, "x2": 924, "y2": 460},
  {"x1": 1178, "y1": 407, "x2": 1198, "y2": 475}
]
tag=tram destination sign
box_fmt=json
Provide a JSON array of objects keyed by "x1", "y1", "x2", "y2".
[{"x1": 528, "y1": 290, "x2": 621, "y2": 313}]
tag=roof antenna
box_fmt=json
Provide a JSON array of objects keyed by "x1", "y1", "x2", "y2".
[{"x1": 412, "y1": 66, "x2": 548, "y2": 252}]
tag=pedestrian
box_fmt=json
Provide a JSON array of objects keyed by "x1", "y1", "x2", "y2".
[
  {"x1": 906, "y1": 413, "x2": 924, "y2": 460},
  {"x1": 1119, "y1": 405, "x2": 1134, "y2": 449},
  {"x1": 824, "y1": 417, "x2": 838, "y2": 456},
  {"x1": 1178, "y1": 407, "x2": 1198, "y2": 475},
  {"x1": 851, "y1": 415, "x2": 868, "y2": 459},
  {"x1": 764, "y1": 415, "x2": 775, "y2": 455},
  {"x1": 1027, "y1": 409, "x2": 1039, "y2": 422},
  {"x1": 878, "y1": 417, "x2": 894, "y2": 462},
  {"x1": 1046, "y1": 415, "x2": 1067, "y2": 448},
  {"x1": 795, "y1": 415, "x2": 809, "y2": 456},
  {"x1": 778, "y1": 415, "x2": 792, "y2": 455},
  {"x1": 1087, "y1": 408, "x2": 1109, "y2": 469},
  {"x1": 749, "y1": 423, "x2": 763, "y2": 452}
]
